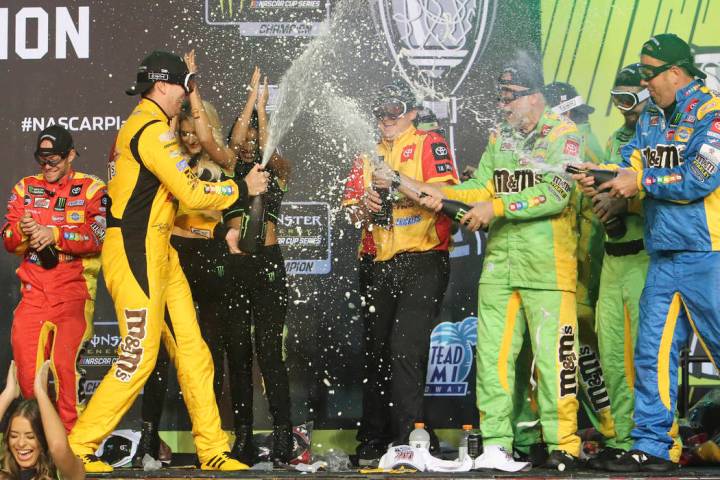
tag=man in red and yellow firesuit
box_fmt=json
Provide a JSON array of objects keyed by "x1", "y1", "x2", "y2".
[{"x1": 3, "y1": 125, "x2": 106, "y2": 432}]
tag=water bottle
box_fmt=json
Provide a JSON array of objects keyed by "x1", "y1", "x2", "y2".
[
  {"x1": 238, "y1": 194, "x2": 267, "y2": 253},
  {"x1": 457, "y1": 424, "x2": 472, "y2": 461},
  {"x1": 408, "y1": 422, "x2": 430, "y2": 450}
]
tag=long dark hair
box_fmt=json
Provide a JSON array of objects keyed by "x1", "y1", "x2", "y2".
[{"x1": 1, "y1": 401, "x2": 55, "y2": 480}]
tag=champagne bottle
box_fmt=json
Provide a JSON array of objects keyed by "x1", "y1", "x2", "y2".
[
  {"x1": 565, "y1": 165, "x2": 627, "y2": 238},
  {"x1": 371, "y1": 187, "x2": 393, "y2": 227},
  {"x1": 37, "y1": 245, "x2": 59, "y2": 269},
  {"x1": 440, "y1": 199, "x2": 472, "y2": 223},
  {"x1": 238, "y1": 194, "x2": 267, "y2": 254}
]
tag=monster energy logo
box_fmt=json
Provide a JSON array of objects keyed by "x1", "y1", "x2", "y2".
[{"x1": 218, "y1": 0, "x2": 245, "y2": 15}]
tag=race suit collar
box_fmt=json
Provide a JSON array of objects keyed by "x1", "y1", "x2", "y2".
[
  {"x1": 381, "y1": 124, "x2": 417, "y2": 149},
  {"x1": 675, "y1": 79, "x2": 702, "y2": 104},
  {"x1": 139, "y1": 97, "x2": 170, "y2": 123}
]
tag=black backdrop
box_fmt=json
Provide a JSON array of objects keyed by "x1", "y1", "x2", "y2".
[{"x1": 0, "y1": 0, "x2": 541, "y2": 432}]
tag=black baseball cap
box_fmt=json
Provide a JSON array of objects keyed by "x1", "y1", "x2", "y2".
[
  {"x1": 374, "y1": 80, "x2": 418, "y2": 109},
  {"x1": 614, "y1": 63, "x2": 644, "y2": 87},
  {"x1": 126, "y1": 50, "x2": 193, "y2": 96},
  {"x1": 544, "y1": 82, "x2": 595, "y2": 115},
  {"x1": 498, "y1": 50, "x2": 545, "y2": 91},
  {"x1": 35, "y1": 125, "x2": 75, "y2": 157},
  {"x1": 640, "y1": 33, "x2": 706, "y2": 79}
]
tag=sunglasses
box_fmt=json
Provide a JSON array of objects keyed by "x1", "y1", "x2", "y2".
[
  {"x1": 610, "y1": 88, "x2": 650, "y2": 111},
  {"x1": 372, "y1": 100, "x2": 408, "y2": 120},
  {"x1": 497, "y1": 87, "x2": 537, "y2": 105},
  {"x1": 34, "y1": 153, "x2": 68, "y2": 167},
  {"x1": 638, "y1": 63, "x2": 683, "y2": 81}
]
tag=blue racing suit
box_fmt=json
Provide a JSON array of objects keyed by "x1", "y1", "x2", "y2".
[{"x1": 619, "y1": 79, "x2": 720, "y2": 460}]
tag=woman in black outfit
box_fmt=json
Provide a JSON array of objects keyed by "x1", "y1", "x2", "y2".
[{"x1": 222, "y1": 68, "x2": 293, "y2": 465}]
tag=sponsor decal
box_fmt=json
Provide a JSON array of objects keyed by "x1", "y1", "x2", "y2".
[
  {"x1": 51, "y1": 215, "x2": 64, "y2": 222},
  {"x1": 691, "y1": 155, "x2": 717, "y2": 182},
  {"x1": 700, "y1": 143, "x2": 720, "y2": 165},
  {"x1": 644, "y1": 173, "x2": 683, "y2": 186},
  {"x1": 401, "y1": 144, "x2": 415, "y2": 161},
  {"x1": 684, "y1": 115, "x2": 696, "y2": 124},
  {"x1": 277, "y1": 202, "x2": 331, "y2": 275},
  {"x1": 54, "y1": 196, "x2": 66, "y2": 211},
  {"x1": 686, "y1": 98, "x2": 700, "y2": 112},
  {"x1": 70, "y1": 185, "x2": 82, "y2": 196},
  {"x1": 395, "y1": 215, "x2": 422, "y2": 227},
  {"x1": 540, "y1": 124, "x2": 553, "y2": 137},
  {"x1": 114, "y1": 309, "x2": 148, "y2": 382},
  {"x1": 559, "y1": 325, "x2": 578, "y2": 397},
  {"x1": 0, "y1": 6, "x2": 89, "y2": 60},
  {"x1": 549, "y1": 176, "x2": 572, "y2": 200},
  {"x1": 425, "y1": 317, "x2": 477, "y2": 396},
  {"x1": 23, "y1": 195, "x2": 31, "y2": 206},
  {"x1": 711, "y1": 118, "x2": 720, "y2": 135},
  {"x1": 431, "y1": 142, "x2": 450, "y2": 160},
  {"x1": 8, "y1": 193, "x2": 17, "y2": 203},
  {"x1": 203, "y1": 184, "x2": 234, "y2": 195},
  {"x1": 66, "y1": 210, "x2": 84, "y2": 223},
  {"x1": 493, "y1": 168, "x2": 542, "y2": 194},
  {"x1": 33, "y1": 197, "x2": 50, "y2": 208},
  {"x1": 698, "y1": 98, "x2": 720, "y2": 119},
  {"x1": 27, "y1": 185, "x2": 45, "y2": 195},
  {"x1": 67, "y1": 199, "x2": 84, "y2": 207},
  {"x1": 674, "y1": 126, "x2": 693, "y2": 143},
  {"x1": 666, "y1": 129, "x2": 675, "y2": 141},
  {"x1": 649, "y1": 116, "x2": 659, "y2": 126},
  {"x1": 643, "y1": 144, "x2": 684, "y2": 168},
  {"x1": 509, "y1": 195, "x2": 546, "y2": 211},
  {"x1": 578, "y1": 345, "x2": 611, "y2": 411},
  {"x1": 90, "y1": 222, "x2": 105, "y2": 241},
  {"x1": 670, "y1": 112, "x2": 682, "y2": 126},
  {"x1": 563, "y1": 139, "x2": 580, "y2": 157},
  {"x1": 101, "y1": 195, "x2": 109, "y2": 207},
  {"x1": 63, "y1": 231, "x2": 89, "y2": 241},
  {"x1": 159, "y1": 130, "x2": 175, "y2": 142},
  {"x1": 175, "y1": 158, "x2": 189, "y2": 172},
  {"x1": 435, "y1": 162, "x2": 453, "y2": 174},
  {"x1": 500, "y1": 141, "x2": 514, "y2": 151}
]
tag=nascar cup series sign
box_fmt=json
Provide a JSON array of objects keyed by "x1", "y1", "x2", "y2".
[
  {"x1": 276, "y1": 202, "x2": 332, "y2": 274},
  {"x1": 205, "y1": 0, "x2": 330, "y2": 36},
  {"x1": 425, "y1": 317, "x2": 477, "y2": 396}
]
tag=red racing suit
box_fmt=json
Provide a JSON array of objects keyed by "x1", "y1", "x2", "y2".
[{"x1": 3, "y1": 169, "x2": 106, "y2": 431}]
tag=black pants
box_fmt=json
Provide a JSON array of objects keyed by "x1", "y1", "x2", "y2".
[
  {"x1": 141, "y1": 236, "x2": 230, "y2": 427},
  {"x1": 224, "y1": 244, "x2": 290, "y2": 427},
  {"x1": 359, "y1": 250, "x2": 450, "y2": 445}
]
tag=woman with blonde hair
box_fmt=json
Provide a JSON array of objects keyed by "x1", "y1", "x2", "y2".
[{"x1": 0, "y1": 362, "x2": 84, "y2": 480}]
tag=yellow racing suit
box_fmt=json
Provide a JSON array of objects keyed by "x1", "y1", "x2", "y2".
[{"x1": 68, "y1": 98, "x2": 247, "y2": 462}]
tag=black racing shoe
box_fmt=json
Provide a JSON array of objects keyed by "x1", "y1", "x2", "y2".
[
  {"x1": 587, "y1": 447, "x2": 625, "y2": 470},
  {"x1": 271, "y1": 424, "x2": 294, "y2": 465},
  {"x1": 544, "y1": 450, "x2": 582, "y2": 471},
  {"x1": 605, "y1": 449, "x2": 678, "y2": 473},
  {"x1": 132, "y1": 421, "x2": 160, "y2": 468},
  {"x1": 513, "y1": 443, "x2": 548, "y2": 467},
  {"x1": 356, "y1": 440, "x2": 388, "y2": 466},
  {"x1": 232, "y1": 425, "x2": 259, "y2": 466}
]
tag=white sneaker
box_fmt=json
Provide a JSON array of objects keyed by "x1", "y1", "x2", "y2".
[{"x1": 473, "y1": 445, "x2": 531, "y2": 472}]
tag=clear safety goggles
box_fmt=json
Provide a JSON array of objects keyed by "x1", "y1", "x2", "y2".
[{"x1": 610, "y1": 88, "x2": 650, "y2": 111}]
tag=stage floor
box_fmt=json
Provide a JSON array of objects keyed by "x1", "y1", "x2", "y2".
[{"x1": 93, "y1": 466, "x2": 720, "y2": 479}]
